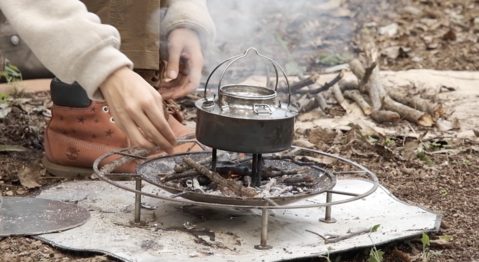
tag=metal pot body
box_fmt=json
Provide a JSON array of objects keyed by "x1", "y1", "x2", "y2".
[{"x1": 196, "y1": 99, "x2": 295, "y2": 153}]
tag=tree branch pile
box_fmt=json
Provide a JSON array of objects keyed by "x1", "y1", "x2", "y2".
[
  {"x1": 292, "y1": 31, "x2": 444, "y2": 127},
  {"x1": 333, "y1": 32, "x2": 444, "y2": 127}
]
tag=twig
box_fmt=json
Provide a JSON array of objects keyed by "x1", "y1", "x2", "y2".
[
  {"x1": 289, "y1": 73, "x2": 320, "y2": 92},
  {"x1": 309, "y1": 71, "x2": 344, "y2": 94},
  {"x1": 161, "y1": 170, "x2": 198, "y2": 182},
  {"x1": 174, "y1": 157, "x2": 211, "y2": 173},
  {"x1": 96, "y1": 148, "x2": 149, "y2": 177},
  {"x1": 305, "y1": 230, "x2": 328, "y2": 241},
  {"x1": 367, "y1": 68, "x2": 387, "y2": 110},
  {"x1": 325, "y1": 228, "x2": 371, "y2": 244}
]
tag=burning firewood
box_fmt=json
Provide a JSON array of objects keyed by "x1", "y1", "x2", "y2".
[
  {"x1": 161, "y1": 169, "x2": 199, "y2": 182},
  {"x1": 183, "y1": 157, "x2": 257, "y2": 198},
  {"x1": 174, "y1": 157, "x2": 211, "y2": 173},
  {"x1": 282, "y1": 174, "x2": 316, "y2": 185}
]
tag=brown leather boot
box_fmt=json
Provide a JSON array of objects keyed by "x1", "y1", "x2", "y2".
[{"x1": 42, "y1": 78, "x2": 201, "y2": 178}]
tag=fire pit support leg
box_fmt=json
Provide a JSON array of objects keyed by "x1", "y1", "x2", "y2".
[
  {"x1": 252, "y1": 154, "x2": 262, "y2": 187},
  {"x1": 255, "y1": 208, "x2": 272, "y2": 250},
  {"x1": 211, "y1": 148, "x2": 217, "y2": 171},
  {"x1": 134, "y1": 177, "x2": 142, "y2": 223},
  {"x1": 319, "y1": 192, "x2": 337, "y2": 223}
]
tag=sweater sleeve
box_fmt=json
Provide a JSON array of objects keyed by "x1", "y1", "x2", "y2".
[
  {"x1": 0, "y1": 0, "x2": 133, "y2": 100},
  {"x1": 162, "y1": 0, "x2": 216, "y2": 47}
]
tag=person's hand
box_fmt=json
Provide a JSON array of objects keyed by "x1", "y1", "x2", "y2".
[
  {"x1": 160, "y1": 28, "x2": 203, "y2": 99},
  {"x1": 99, "y1": 67, "x2": 176, "y2": 152}
]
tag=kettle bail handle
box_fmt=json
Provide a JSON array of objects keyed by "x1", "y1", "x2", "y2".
[{"x1": 203, "y1": 47, "x2": 291, "y2": 106}]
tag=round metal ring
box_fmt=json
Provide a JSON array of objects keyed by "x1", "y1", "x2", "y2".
[{"x1": 93, "y1": 142, "x2": 379, "y2": 210}]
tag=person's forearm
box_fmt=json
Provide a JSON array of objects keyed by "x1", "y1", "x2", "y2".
[{"x1": 0, "y1": 0, "x2": 133, "y2": 100}]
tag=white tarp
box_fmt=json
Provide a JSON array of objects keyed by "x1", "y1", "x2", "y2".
[{"x1": 35, "y1": 179, "x2": 440, "y2": 262}]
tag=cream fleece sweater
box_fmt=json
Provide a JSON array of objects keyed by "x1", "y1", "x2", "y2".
[{"x1": 0, "y1": 0, "x2": 215, "y2": 100}]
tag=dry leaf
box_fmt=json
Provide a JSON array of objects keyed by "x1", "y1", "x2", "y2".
[{"x1": 17, "y1": 167, "x2": 41, "y2": 189}]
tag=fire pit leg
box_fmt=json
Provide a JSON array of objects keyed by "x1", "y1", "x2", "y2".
[
  {"x1": 319, "y1": 192, "x2": 337, "y2": 223},
  {"x1": 254, "y1": 208, "x2": 272, "y2": 250},
  {"x1": 252, "y1": 154, "x2": 263, "y2": 187},
  {"x1": 211, "y1": 148, "x2": 217, "y2": 171},
  {"x1": 134, "y1": 177, "x2": 142, "y2": 223}
]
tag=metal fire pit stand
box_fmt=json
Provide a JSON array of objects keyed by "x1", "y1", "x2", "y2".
[{"x1": 93, "y1": 143, "x2": 379, "y2": 250}]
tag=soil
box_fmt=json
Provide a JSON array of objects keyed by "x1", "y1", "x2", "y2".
[{"x1": 1, "y1": 0, "x2": 479, "y2": 261}]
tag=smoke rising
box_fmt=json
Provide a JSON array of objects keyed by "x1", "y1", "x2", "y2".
[{"x1": 205, "y1": 0, "x2": 356, "y2": 77}]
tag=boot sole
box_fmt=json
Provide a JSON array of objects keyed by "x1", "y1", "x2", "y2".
[{"x1": 42, "y1": 156, "x2": 93, "y2": 179}]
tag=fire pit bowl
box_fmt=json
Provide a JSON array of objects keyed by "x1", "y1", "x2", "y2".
[{"x1": 137, "y1": 151, "x2": 336, "y2": 206}]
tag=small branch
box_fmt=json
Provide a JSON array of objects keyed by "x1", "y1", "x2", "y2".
[
  {"x1": 97, "y1": 148, "x2": 149, "y2": 177},
  {"x1": 368, "y1": 69, "x2": 387, "y2": 110},
  {"x1": 289, "y1": 73, "x2": 320, "y2": 92},
  {"x1": 344, "y1": 90, "x2": 372, "y2": 115},
  {"x1": 332, "y1": 84, "x2": 352, "y2": 112},
  {"x1": 349, "y1": 59, "x2": 376, "y2": 94},
  {"x1": 324, "y1": 228, "x2": 370, "y2": 244},
  {"x1": 174, "y1": 157, "x2": 211, "y2": 173},
  {"x1": 359, "y1": 62, "x2": 377, "y2": 92},
  {"x1": 383, "y1": 96, "x2": 434, "y2": 126},
  {"x1": 161, "y1": 170, "x2": 198, "y2": 182},
  {"x1": 370, "y1": 110, "x2": 400, "y2": 123},
  {"x1": 309, "y1": 71, "x2": 344, "y2": 94}
]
